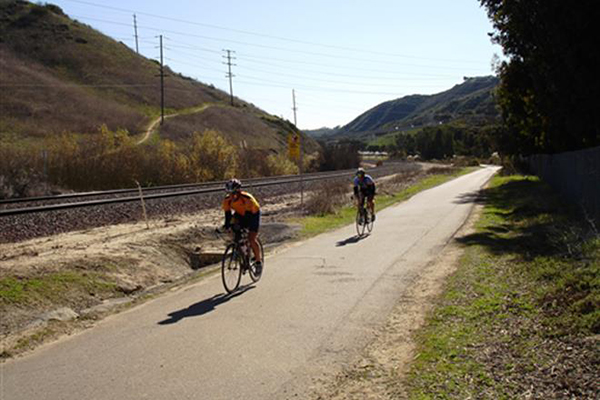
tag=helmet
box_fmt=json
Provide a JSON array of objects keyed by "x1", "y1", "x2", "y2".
[
  {"x1": 225, "y1": 178, "x2": 242, "y2": 193},
  {"x1": 356, "y1": 167, "x2": 365, "y2": 177}
]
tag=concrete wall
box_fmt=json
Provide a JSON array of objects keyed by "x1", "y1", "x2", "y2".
[{"x1": 528, "y1": 146, "x2": 600, "y2": 224}]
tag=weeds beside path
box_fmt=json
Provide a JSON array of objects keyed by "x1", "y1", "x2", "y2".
[{"x1": 404, "y1": 175, "x2": 599, "y2": 399}]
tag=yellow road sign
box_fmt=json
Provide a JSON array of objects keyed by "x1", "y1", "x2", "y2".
[{"x1": 288, "y1": 133, "x2": 300, "y2": 161}]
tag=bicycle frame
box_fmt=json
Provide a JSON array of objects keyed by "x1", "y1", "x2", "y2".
[{"x1": 219, "y1": 225, "x2": 263, "y2": 293}]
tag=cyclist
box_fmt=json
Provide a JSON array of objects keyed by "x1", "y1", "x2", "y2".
[
  {"x1": 353, "y1": 167, "x2": 376, "y2": 221},
  {"x1": 222, "y1": 178, "x2": 262, "y2": 271}
]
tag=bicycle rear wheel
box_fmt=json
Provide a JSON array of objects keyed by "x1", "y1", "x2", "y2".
[
  {"x1": 356, "y1": 208, "x2": 366, "y2": 236},
  {"x1": 249, "y1": 238, "x2": 264, "y2": 283},
  {"x1": 222, "y1": 244, "x2": 242, "y2": 293}
]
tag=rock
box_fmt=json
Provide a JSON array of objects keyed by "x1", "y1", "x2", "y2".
[
  {"x1": 80, "y1": 298, "x2": 131, "y2": 315},
  {"x1": 41, "y1": 307, "x2": 79, "y2": 322},
  {"x1": 116, "y1": 279, "x2": 143, "y2": 294}
]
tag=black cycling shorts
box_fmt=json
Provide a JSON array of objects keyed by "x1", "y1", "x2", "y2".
[
  {"x1": 235, "y1": 211, "x2": 260, "y2": 233},
  {"x1": 359, "y1": 187, "x2": 375, "y2": 202}
]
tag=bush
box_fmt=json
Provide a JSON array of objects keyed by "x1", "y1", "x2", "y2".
[
  {"x1": 452, "y1": 156, "x2": 480, "y2": 167},
  {"x1": 305, "y1": 181, "x2": 349, "y2": 216},
  {"x1": 266, "y1": 154, "x2": 298, "y2": 176},
  {"x1": 0, "y1": 140, "x2": 46, "y2": 199},
  {"x1": 317, "y1": 141, "x2": 360, "y2": 171},
  {"x1": 188, "y1": 129, "x2": 238, "y2": 181},
  {"x1": 499, "y1": 155, "x2": 529, "y2": 176}
]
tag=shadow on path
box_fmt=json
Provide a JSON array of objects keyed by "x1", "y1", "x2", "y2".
[
  {"x1": 158, "y1": 285, "x2": 254, "y2": 325},
  {"x1": 336, "y1": 234, "x2": 369, "y2": 247}
]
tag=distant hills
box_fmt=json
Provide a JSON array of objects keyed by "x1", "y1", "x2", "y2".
[
  {"x1": 308, "y1": 76, "x2": 499, "y2": 142},
  {"x1": 0, "y1": 1, "x2": 317, "y2": 153}
]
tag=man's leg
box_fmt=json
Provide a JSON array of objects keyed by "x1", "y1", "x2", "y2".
[
  {"x1": 368, "y1": 194, "x2": 375, "y2": 220},
  {"x1": 248, "y1": 212, "x2": 261, "y2": 264},
  {"x1": 248, "y1": 231, "x2": 261, "y2": 263}
]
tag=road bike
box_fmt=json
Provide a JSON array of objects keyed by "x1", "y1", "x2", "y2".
[
  {"x1": 355, "y1": 193, "x2": 374, "y2": 236},
  {"x1": 219, "y1": 225, "x2": 264, "y2": 294}
]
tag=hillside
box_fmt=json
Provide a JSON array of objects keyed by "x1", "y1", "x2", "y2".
[
  {"x1": 339, "y1": 76, "x2": 499, "y2": 138},
  {"x1": 302, "y1": 126, "x2": 341, "y2": 139},
  {"x1": 158, "y1": 106, "x2": 320, "y2": 154},
  {"x1": 0, "y1": 1, "x2": 314, "y2": 154}
]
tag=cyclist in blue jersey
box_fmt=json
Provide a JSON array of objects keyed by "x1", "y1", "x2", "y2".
[{"x1": 353, "y1": 167, "x2": 376, "y2": 221}]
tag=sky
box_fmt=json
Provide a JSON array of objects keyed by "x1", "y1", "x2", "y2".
[{"x1": 47, "y1": 0, "x2": 502, "y2": 130}]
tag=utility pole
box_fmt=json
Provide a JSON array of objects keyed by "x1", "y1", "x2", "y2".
[
  {"x1": 223, "y1": 49, "x2": 236, "y2": 106},
  {"x1": 159, "y1": 34, "x2": 165, "y2": 124},
  {"x1": 292, "y1": 89, "x2": 298, "y2": 126},
  {"x1": 133, "y1": 14, "x2": 139, "y2": 54},
  {"x1": 292, "y1": 89, "x2": 304, "y2": 206}
]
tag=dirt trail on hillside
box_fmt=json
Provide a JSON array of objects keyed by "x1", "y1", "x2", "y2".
[{"x1": 137, "y1": 104, "x2": 213, "y2": 144}]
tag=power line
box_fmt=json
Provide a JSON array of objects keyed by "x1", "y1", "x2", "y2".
[
  {"x1": 159, "y1": 40, "x2": 471, "y2": 85},
  {"x1": 154, "y1": 37, "x2": 484, "y2": 78},
  {"x1": 234, "y1": 53, "x2": 466, "y2": 79},
  {"x1": 62, "y1": 0, "x2": 489, "y2": 65},
  {"x1": 69, "y1": 14, "x2": 491, "y2": 73},
  {"x1": 163, "y1": 41, "x2": 464, "y2": 81},
  {"x1": 237, "y1": 64, "x2": 456, "y2": 88},
  {"x1": 234, "y1": 78, "x2": 404, "y2": 96}
]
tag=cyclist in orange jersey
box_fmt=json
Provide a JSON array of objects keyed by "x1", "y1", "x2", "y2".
[{"x1": 222, "y1": 178, "x2": 262, "y2": 271}]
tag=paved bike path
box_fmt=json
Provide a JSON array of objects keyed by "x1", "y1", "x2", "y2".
[{"x1": 2, "y1": 166, "x2": 500, "y2": 400}]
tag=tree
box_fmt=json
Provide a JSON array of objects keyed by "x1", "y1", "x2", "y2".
[
  {"x1": 480, "y1": 0, "x2": 600, "y2": 154},
  {"x1": 317, "y1": 140, "x2": 360, "y2": 171}
]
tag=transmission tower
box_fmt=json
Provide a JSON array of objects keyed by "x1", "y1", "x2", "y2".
[{"x1": 222, "y1": 49, "x2": 236, "y2": 106}]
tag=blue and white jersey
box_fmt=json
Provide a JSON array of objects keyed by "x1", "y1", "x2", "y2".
[{"x1": 353, "y1": 174, "x2": 375, "y2": 190}]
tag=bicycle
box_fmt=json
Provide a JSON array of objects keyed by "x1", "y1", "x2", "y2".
[
  {"x1": 355, "y1": 193, "x2": 374, "y2": 236},
  {"x1": 218, "y1": 225, "x2": 264, "y2": 294}
]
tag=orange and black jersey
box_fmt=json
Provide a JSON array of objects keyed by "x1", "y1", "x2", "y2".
[{"x1": 222, "y1": 191, "x2": 260, "y2": 216}]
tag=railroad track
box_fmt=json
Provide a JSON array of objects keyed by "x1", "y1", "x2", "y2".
[
  {"x1": 0, "y1": 162, "x2": 419, "y2": 243},
  {"x1": 0, "y1": 163, "x2": 414, "y2": 216}
]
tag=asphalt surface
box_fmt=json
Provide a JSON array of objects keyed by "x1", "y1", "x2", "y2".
[{"x1": 1, "y1": 166, "x2": 500, "y2": 400}]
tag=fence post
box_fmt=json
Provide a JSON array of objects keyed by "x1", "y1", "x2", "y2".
[{"x1": 135, "y1": 180, "x2": 150, "y2": 229}]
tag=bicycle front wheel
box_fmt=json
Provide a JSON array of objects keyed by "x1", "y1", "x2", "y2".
[
  {"x1": 366, "y1": 208, "x2": 374, "y2": 233},
  {"x1": 356, "y1": 208, "x2": 366, "y2": 236},
  {"x1": 222, "y1": 244, "x2": 242, "y2": 294},
  {"x1": 249, "y1": 238, "x2": 264, "y2": 283}
]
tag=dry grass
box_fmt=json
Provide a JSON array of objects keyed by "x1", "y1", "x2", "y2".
[
  {"x1": 159, "y1": 106, "x2": 286, "y2": 149},
  {"x1": 0, "y1": 2, "x2": 231, "y2": 137},
  {"x1": 305, "y1": 181, "x2": 350, "y2": 216}
]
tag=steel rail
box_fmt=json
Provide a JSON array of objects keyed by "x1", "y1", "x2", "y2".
[{"x1": 0, "y1": 170, "x2": 358, "y2": 217}]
